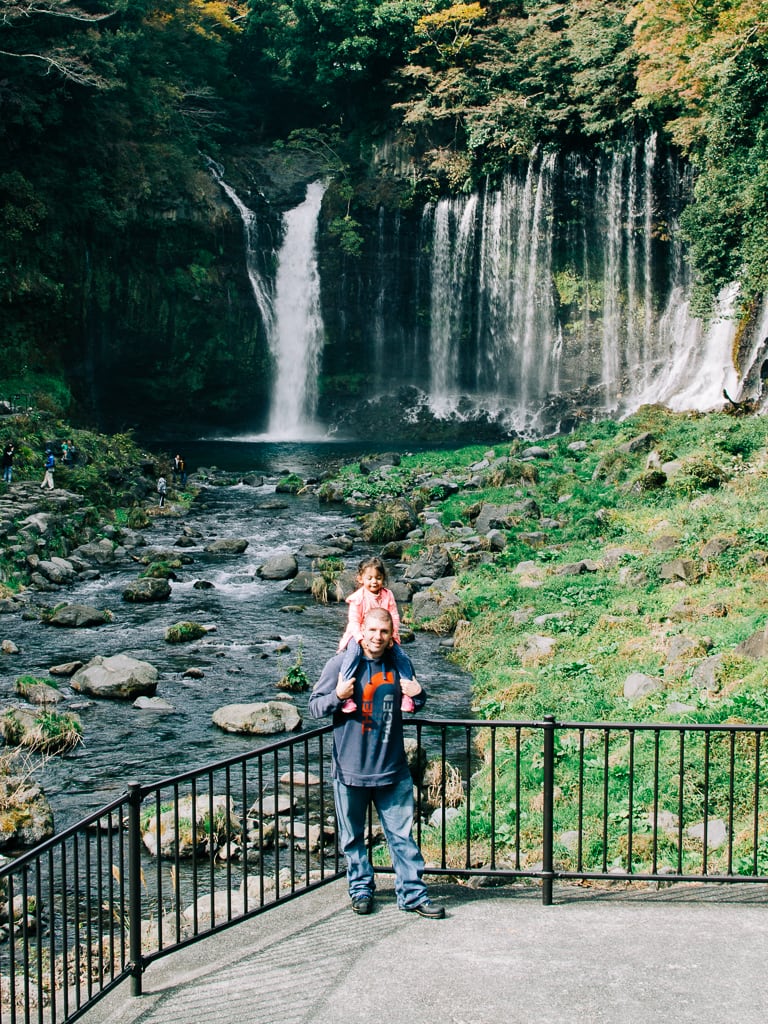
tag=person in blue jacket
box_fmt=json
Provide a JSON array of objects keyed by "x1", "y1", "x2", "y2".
[{"x1": 309, "y1": 607, "x2": 445, "y2": 919}]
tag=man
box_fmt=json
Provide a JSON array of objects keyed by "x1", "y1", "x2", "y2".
[{"x1": 309, "y1": 607, "x2": 445, "y2": 918}]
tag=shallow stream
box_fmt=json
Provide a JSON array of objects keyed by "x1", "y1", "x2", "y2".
[{"x1": 7, "y1": 441, "x2": 473, "y2": 833}]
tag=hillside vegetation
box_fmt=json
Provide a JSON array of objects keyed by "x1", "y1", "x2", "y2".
[{"x1": 334, "y1": 406, "x2": 768, "y2": 728}]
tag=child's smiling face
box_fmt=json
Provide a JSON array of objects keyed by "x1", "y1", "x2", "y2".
[{"x1": 360, "y1": 568, "x2": 384, "y2": 594}]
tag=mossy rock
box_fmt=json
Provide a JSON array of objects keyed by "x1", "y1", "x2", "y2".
[{"x1": 165, "y1": 621, "x2": 208, "y2": 644}]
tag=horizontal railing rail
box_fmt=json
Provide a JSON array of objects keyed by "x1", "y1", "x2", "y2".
[{"x1": 1, "y1": 715, "x2": 766, "y2": 1023}]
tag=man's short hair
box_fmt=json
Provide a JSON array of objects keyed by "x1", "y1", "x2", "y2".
[{"x1": 364, "y1": 607, "x2": 393, "y2": 628}]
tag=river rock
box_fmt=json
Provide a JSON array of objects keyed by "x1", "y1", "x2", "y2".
[
  {"x1": 70, "y1": 539, "x2": 121, "y2": 565},
  {"x1": 359, "y1": 453, "x2": 401, "y2": 475},
  {"x1": 212, "y1": 701, "x2": 302, "y2": 735},
  {"x1": 122, "y1": 577, "x2": 172, "y2": 602},
  {"x1": 624, "y1": 672, "x2": 662, "y2": 701},
  {"x1": 411, "y1": 578, "x2": 461, "y2": 627},
  {"x1": 133, "y1": 696, "x2": 175, "y2": 712},
  {"x1": 142, "y1": 795, "x2": 240, "y2": 859},
  {"x1": 44, "y1": 603, "x2": 113, "y2": 628},
  {"x1": 31, "y1": 557, "x2": 77, "y2": 584},
  {"x1": 257, "y1": 554, "x2": 298, "y2": 580},
  {"x1": 49, "y1": 660, "x2": 84, "y2": 676},
  {"x1": 204, "y1": 538, "x2": 249, "y2": 554},
  {"x1": 403, "y1": 547, "x2": 453, "y2": 581},
  {"x1": 1, "y1": 639, "x2": 19, "y2": 654},
  {"x1": 71, "y1": 654, "x2": 158, "y2": 700},
  {"x1": 0, "y1": 778, "x2": 54, "y2": 850},
  {"x1": 14, "y1": 678, "x2": 64, "y2": 704},
  {"x1": 283, "y1": 570, "x2": 315, "y2": 593},
  {"x1": 659, "y1": 558, "x2": 699, "y2": 583}
]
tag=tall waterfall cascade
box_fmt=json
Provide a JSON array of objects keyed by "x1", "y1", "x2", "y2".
[
  {"x1": 216, "y1": 142, "x2": 766, "y2": 440},
  {"x1": 211, "y1": 168, "x2": 327, "y2": 439},
  {"x1": 267, "y1": 181, "x2": 326, "y2": 438},
  {"x1": 392, "y1": 140, "x2": 747, "y2": 434}
]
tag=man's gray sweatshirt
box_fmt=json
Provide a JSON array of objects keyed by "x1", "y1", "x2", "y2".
[{"x1": 308, "y1": 650, "x2": 427, "y2": 787}]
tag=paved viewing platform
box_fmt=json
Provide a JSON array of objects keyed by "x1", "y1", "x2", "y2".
[{"x1": 84, "y1": 878, "x2": 768, "y2": 1024}]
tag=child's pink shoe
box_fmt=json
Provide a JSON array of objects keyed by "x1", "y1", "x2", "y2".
[
  {"x1": 341, "y1": 698, "x2": 357, "y2": 713},
  {"x1": 400, "y1": 693, "x2": 415, "y2": 713}
]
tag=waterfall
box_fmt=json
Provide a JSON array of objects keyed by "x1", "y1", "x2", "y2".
[
  {"x1": 207, "y1": 159, "x2": 275, "y2": 337},
  {"x1": 211, "y1": 163, "x2": 327, "y2": 439},
  {"x1": 215, "y1": 142, "x2": 752, "y2": 440},
  {"x1": 267, "y1": 181, "x2": 327, "y2": 439},
  {"x1": 428, "y1": 193, "x2": 478, "y2": 414}
]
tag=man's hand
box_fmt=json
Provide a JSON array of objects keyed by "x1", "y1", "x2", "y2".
[
  {"x1": 400, "y1": 677, "x2": 422, "y2": 698},
  {"x1": 335, "y1": 673, "x2": 354, "y2": 701}
]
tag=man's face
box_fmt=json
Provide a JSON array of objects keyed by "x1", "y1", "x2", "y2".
[{"x1": 362, "y1": 617, "x2": 393, "y2": 658}]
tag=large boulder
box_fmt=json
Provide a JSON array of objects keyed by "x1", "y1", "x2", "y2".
[
  {"x1": 71, "y1": 654, "x2": 158, "y2": 700},
  {"x1": 257, "y1": 554, "x2": 299, "y2": 580},
  {"x1": 122, "y1": 577, "x2": 172, "y2": 603},
  {"x1": 204, "y1": 538, "x2": 249, "y2": 554},
  {"x1": 212, "y1": 701, "x2": 302, "y2": 735},
  {"x1": 44, "y1": 603, "x2": 113, "y2": 628},
  {"x1": 0, "y1": 778, "x2": 54, "y2": 849}
]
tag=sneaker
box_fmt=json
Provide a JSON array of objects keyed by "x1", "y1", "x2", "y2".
[
  {"x1": 404, "y1": 899, "x2": 445, "y2": 919},
  {"x1": 351, "y1": 894, "x2": 373, "y2": 915},
  {"x1": 400, "y1": 693, "x2": 415, "y2": 713},
  {"x1": 341, "y1": 698, "x2": 357, "y2": 713}
]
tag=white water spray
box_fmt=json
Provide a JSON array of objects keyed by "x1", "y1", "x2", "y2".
[{"x1": 266, "y1": 181, "x2": 327, "y2": 439}]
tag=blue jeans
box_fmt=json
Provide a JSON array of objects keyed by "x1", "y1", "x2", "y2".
[{"x1": 333, "y1": 773, "x2": 428, "y2": 909}]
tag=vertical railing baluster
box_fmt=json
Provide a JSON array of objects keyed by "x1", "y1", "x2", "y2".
[
  {"x1": 489, "y1": 726, "x2": 497, "y2": 870},
  {"x1": 224, "y1": 766, "x2": 233, "y2": 918},
  {"x1": 464, "y1": 726, "x2": 472, "y2": 870},
  {"x1": 207, "y1": 775, "x2": 216, "y2": 927},
  {"x1": 170, "y1": 781, "x2": 181, "y2": 945},
  {"x1": 627, "y1": 729, "x2": 635, "y2": 873},
  {"x1": 702, "y1": 731, "x2": 711, "y2": 875},
  {"x1": 542, "y1": 715, "x2": 555, "y2": 906},
  {"x1": 46, "y1": 847, "x2": 56, "y2": 1024},
  {"x1": 652, "y1": 729, "x2": 660, "y2": 874},
  {"x1": 676, "y1": 731, "x2": 685, "y2": 875},
  {"x1": 601, "y1": 728, "x2": 609, "y2": 874},
  {"x1": 576, "y1": 729, "x2": 585, "y2": 872},
  {"x1": 127, "y1": 782, "x2": 144, "y2": 997},
  {"x1": 272, "y1": 751, "x2": 281, "y2": 900},
  {"x1": 752, "y1": 732, "x2": 762, "y2": 877}
]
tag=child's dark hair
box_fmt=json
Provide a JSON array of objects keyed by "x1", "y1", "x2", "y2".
[{"x1": 357, "y1": 555, "x2": 388, "y2": 584}]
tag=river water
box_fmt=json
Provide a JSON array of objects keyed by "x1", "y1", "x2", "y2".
[{"x1": 13, "y1": 441, "x2": 473, "y2": 833}]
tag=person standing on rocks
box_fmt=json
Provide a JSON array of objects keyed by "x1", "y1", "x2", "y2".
[
  {"x1": 40, "y1": 448, "x2": 55, "y2": 489},
  {"x1": 2, "y1": 442, "x2": 14, "y2": 483},
  {"x1": 309, "y1": 607, "x2": 445, "y2": 919},
  {"x1": 157, "y1": 475, "x2": 167, "y2": 507}
]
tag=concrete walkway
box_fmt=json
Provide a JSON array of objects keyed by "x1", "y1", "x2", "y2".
[{"x1": 84, "y1": 879, "x2": 768, "y2": 1024}]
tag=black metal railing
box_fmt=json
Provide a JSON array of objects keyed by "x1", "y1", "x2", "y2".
[{"x1": 1, "y1": 716, "x2": 766, "y2": 1023}]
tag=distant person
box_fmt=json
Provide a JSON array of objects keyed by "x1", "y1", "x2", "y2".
[
  {"x1": 309, "y1": 608, "x2": 444, "y2": 919},
  {"x1": 61, "y1": 439, "x2": 70, "y2": 465},
  {"x1": 157, "y1": 475, "x2": 167, "y2": 507},
  {"x1": 41, "y1": 448, "x2": 55, "y2": 489},
  {"x1": 337, "y1": 556, "x2": 416, "y2": 714},
  {"x1": 2, "y1": 442, "x2": 14, "y2": 484},
  {"x1": 172, "y1": 454, "x2": 186, "y2": 486}
]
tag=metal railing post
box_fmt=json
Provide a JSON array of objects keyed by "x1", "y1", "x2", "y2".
[
  {"x1": 128, "y1": 782, "x2": 144, "y2": 996},
  {"x1": 541, "y1": 715, "x2": 556, "y2": 906}
]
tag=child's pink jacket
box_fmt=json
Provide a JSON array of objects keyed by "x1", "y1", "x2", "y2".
[{"x1": 338, "y1": 585, "x2": 402, "y2": 649}]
